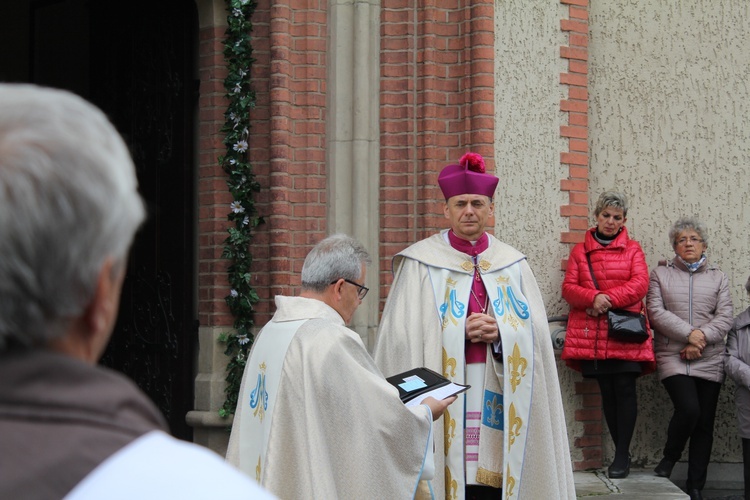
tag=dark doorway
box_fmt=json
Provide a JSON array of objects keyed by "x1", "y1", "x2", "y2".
[{"x1": 1, "y1": 0, "x2": 199, "y2": 440}]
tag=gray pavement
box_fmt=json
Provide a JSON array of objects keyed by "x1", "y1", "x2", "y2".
[
  {"x1": 574, "y1": 468, "x2": 688, "y2": 498},
  {"x1": 574, "y1": 468, "x2": 744, "y2": 499}
]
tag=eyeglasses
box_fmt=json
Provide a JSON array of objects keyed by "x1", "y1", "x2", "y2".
[
  {"x1": 675, "y1": 236, "x2": 704, "y2": 246},
  {"x1": 330, "y1": 278, "x2": 369, "y2": 300}
]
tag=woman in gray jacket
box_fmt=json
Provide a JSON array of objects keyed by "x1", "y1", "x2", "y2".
[
  {"x1": 724, "y1": 274, "x2": 750, "y2": 500},
  {"x1": 647, "y1": 217, "x2": 733, "y2": 500}
]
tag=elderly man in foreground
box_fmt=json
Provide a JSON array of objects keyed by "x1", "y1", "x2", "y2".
[
  {"x1": 227, "y1": 233, "x2": 455, "y2": 498},
  {"x1": 0, "y1": 84, "x2": 272, "y2": 500}
]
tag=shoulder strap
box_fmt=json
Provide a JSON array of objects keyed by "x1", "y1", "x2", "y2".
[{"x1": 585, "y1": 253, "x2": 600, "y2": 290}]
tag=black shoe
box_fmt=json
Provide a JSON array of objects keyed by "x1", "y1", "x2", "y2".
[
  {"x1": 686, "y1": 488, "x2": 703, "y2": 500},
  {"x1": 607, "y1": 456, "x2": 630, "y2": 479},
  {"x1": 654, "y1": 457, "x2": 675, "y2": 478}
]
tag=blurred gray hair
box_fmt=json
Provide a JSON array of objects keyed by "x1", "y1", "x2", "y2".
[
  {"x1": 0, "y1": 84, "x2": 145, "y2": 351},
  {"x1": 669, "y1": 216, "x2": 708, "y2": 249},
  {"x1": 745, "y1": 275, "x2": 750, "y2": 294},
  {"x1": 301, "y1": 234, "x2": 372, "y2": 292},
  {"x1": 594, "y1": 190, "x2": 629, "y2": 217}
]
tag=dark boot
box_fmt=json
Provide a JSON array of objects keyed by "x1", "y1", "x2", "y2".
[
  {"x1": 608, "y1": 455, "x2": 630, "y2": 479},
  {"x1": 654, "y1": 457, "x2": 675, "y2": 478},
  {"x1": 686, "y1": 488, "x2": 702, "y2": 500}
]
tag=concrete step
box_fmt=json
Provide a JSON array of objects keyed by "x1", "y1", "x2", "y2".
[{"x1": 575, "y1": 468, "x2": 688, "y2": 498}]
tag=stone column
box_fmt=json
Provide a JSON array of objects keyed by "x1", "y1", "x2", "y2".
[{"x1": 326, "y1": 0, "x2": 381, "y2": 350}]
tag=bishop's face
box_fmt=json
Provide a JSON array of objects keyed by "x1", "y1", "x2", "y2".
[{"x1": 444, "y1": 194, "x2": 493, "y2": 241}]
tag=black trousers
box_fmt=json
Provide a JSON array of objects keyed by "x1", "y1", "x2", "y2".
[
  {"x1": 661, "y1": 374, "x2": 722, "y2": 491},
  {"x1": 743, "y1": 438, "x2": 750, "y2": 500}
]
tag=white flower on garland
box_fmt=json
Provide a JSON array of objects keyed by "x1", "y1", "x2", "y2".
[
  {"x1": 232, "y1": 83, "x2": 242, "y2": 94},
  {"x1": 230, "y1": 289, "x2": 239, "y2": 298},
  {"x1": 230, "y1": 201, "x2": 245, "y2": 214},
  {"x1": 242, "y1": 216, "x2": 250, "y2": 226},
  {"x1": 237, "y1": 334, "x2": 250, "y2": 345},
  {"x1": 233, "y1": 140, "x2": 248, "y2": 153},
  {"x1": 232, "y1": 8, "x2": 242, "y2": 17}
]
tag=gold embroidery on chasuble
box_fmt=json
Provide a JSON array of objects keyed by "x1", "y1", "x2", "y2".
[
  {"x1": 507, "y1": 343, "x2": 528, "y2": 394},
  {"x1": 505, "y1": 465, "x2": 517, "y2": 499},
  {"x1": 484, "y1": 394, "x2": 503, "y2": 427},
  {"x1": 445, "y1": 466, "x2": 458, "y2": 500},
  {"x1": 256, "y1": 456, "x2": 261, "y2": 482},
  {"x1": 444, "y1": 408, "x2": 457, "y2": 449},
  {"x1": 442, "y1": 347, "x2": 457, "y2": 379},
  {"x1": 506, "y1": 403, "x2": 523, "y2": 450}
]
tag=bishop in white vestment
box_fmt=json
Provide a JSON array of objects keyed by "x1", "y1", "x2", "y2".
[{"x1": 374, "y1": 153, "x2": 576, "y2": 499}]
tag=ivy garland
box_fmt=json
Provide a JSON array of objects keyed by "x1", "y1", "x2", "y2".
[{"x1": 217, "y1": 0, "x2": 262, "y2": 418}]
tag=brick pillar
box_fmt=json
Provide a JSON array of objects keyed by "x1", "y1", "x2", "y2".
[
  {"x1": 560, "y1": 0, "x2": 599, "y2": 471},
  {"x1": 379, "y1": 0, "x2": 495, "y2": 306}
]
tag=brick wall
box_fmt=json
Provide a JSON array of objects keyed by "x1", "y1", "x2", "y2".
[
  {"x1": 559, "y1": 0, "x2": 597, "y2": 471},
  {"x1": 196, "y1": 0, "x2": 329, "y2": 331},
  {"x1": 197, "y1": 24, "x2": 233, "y2": 329},
  {"x1": 379, "y1": 0, "x2": 495, "y2": 305}
]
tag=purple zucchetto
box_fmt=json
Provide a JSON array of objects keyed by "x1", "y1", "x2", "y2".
[{"x1": 437, "y1": 152, "x2": 499, "y2": 200}]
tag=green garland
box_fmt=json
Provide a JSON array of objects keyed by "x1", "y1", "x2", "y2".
[{"x1": 217, "y1": 0, "x2": 261, "y2": 418}]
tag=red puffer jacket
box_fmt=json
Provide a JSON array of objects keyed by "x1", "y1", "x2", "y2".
[{"x1": 561, "y1": 227, "x2": 655, "y2": 373}]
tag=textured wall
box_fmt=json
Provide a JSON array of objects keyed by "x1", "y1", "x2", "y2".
[
  {"x1": 493, "y1": 0, "x2": 584, "y2": 460},
  {"x1": 589, "y1": 0, "x2": 750, "y2": 464},
  {"x1": 494, "y1": 0, "x2": 570, "y2": 312}
]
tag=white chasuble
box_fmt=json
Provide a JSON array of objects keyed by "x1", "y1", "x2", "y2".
[
  {"x1": 375, "y1": 231, "x2": 576, "y2": 500},
  {"x1": 228, "y1": 296, "x2": 436, "y2": 500},
  {"x1": 233, "y1": 319, "x2": 303, "y2": 481},
  {"x1": 429, "y1": 262, "x2": 533, "y2": 497}
]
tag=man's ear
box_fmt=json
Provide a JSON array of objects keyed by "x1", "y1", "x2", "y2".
[
  {"x1": 82, "y1": 257, "x2": 126, "y2": 362},
  {"x1": 328, "y1": 278, "x2": 344, "y2": 301}
]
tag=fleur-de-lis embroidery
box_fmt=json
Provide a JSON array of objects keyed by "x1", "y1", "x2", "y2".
[
  {"x1": 507, "y1": 402, "x2": 523, "y2": 450},
  {"x1": 445, "y1": 466, "x2": 458, "y2": 500},
  {"x1": 444, "y1": 408, "x2": 457, "y2": 449},
  {"x1": 484, "y1": 394, "x2": 503, "y2": 427},
  {"x1": 249, "y1": 362, "x2": 269, "y2": 421},
  {"x1": 443, "y1": 348, "x2": 457, "y2": 378},
  {"x1": 255, "y1": 456, "x2": 262, "y2": 482},
  {"x1": 439, "y1": 278, "x2": 466, "y2": 329},
  {"x1": 507, "y1": 343, "x2": 528, "y2": 393},
  {"x1": 505, "y1": 465, "x2": 516, "y2": 499}
]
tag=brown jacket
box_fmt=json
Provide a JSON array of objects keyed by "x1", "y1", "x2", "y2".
[
  {"x1": 0, "y1": 349, "x2": 166, "y2": 500},
  {"x1": 647, "y1": 257, "x2": 733, "y2": 382}
]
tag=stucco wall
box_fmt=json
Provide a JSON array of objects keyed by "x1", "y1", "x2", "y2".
[
  {"x1": 493, "y1": 0, "x2": 582, "y2": 460},
  {"x1": 589, "y1": 0, "x2": 750, "y2": 464}
]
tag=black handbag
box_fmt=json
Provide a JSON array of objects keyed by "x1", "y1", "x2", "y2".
[{"x1": 586, "y1": 254, "x2": 649, "y2": 343}]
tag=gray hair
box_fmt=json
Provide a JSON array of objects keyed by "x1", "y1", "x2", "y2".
[
  {"x1": 746, "y1": 275, "x2": 750, "y2": 294},
  {"x1": 301, "y1": 234, "x2": 372, "y2": 292},
  {"x1": 669, "y1": 216, "x2": 708, "y2": 249},
  {"x1": 0, "y1": 84, "x2": 146, "y2": 350},
  {"x1": 594, "y1": 190, "x2": 629, "y2": 217}
]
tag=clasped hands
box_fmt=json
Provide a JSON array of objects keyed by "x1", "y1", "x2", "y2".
[
  {"x1": 680, "y1": 329, "x2": 707, "y2": 360},
  {"x1": 465, "y1": 313, "x2": 499, "y2": 343},
  {"x1": 586, "y1": 293, "x2": 612, "y2": 317}
]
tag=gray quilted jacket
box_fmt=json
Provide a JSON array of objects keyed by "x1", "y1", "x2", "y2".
[
  {"x1": 725, "y1": 308, "x2": 750, "y2": 438},
  {"x1": 647, "y1": 257, "x2": 733, "y2": 382}
]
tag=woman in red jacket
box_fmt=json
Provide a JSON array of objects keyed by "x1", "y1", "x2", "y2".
[{"x1": 562, "y1": 190, "x2": 655, "y2": 479}]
